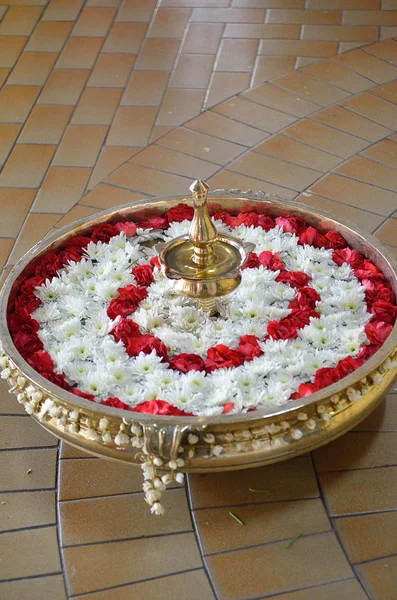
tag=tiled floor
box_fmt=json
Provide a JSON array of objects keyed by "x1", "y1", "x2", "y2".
[{"x1": 1, "y1": 2, "x2": 397, "y2": 599}]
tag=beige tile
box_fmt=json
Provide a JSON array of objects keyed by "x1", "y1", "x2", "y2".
[
  {"x1": 87, "y1": 146, "x2": 139, "y2": 189},
  {"x1": 192, "y1": 7, "x2": 265, "y2": 21},
  {"x1": 38, "y1": 69, "x2": 89, "y2": 105},
  {"x1": 213, "y1": 97, "x2": 296, "y2": 134},
  {"x1": 87, "y1": 53, "x2": 135, "y2": 87},
  {"x1": 157, "y1": 128, "x2": 245, "y2": 164},
  {"x1": 72, "y1": 570, "x2": 214, "y2": 600},
  {"x1": 59, "y1": 441, "x2": 92, "y2": 459},
  {"x1": 122, "y1": 71, "x2": 169, "y2": 106},
  {"x1": 82, "y1": 183, "x2": 149, "y2": 209},
  {"x1": 71, "y1": 7, "x2": 116, "y2": 36},
  {"x1": 55, "y1": 36, "x2": 103, "y2": 69},
  {"x1": 336, "y1": 49, "x2": 397, "y2": 84},
  {"x1": 107, "y1": 162, "x2": 191, "y2": 195},
  {"x1": 0, "y1": 527, "x2": 60, "y2": 580},
  {"x1": 164, "y1": 0, "x2": 229, "y2": 3},
  {"x1": 0, "y1": 239, "x2": 15, "y2": 271},
  {"x1": 375, "y1": 218, "x2": 397, "y2": 247},
  {"x1": 0, "y1": 448, "x2": 57, "y2": 491},
  {"x1": 302, "y1": 60, "x2": 374, "y2": 94},
  {"x1": 8, "y1": 213, "x2": 60, "y2": 264},
  {"x1": 135, "y1": 38, "x2": 179, "y2": 70},
  {"x1": 149, "y1": 7, "x2": 190, "y2": 37},
  {"x1": 307, "y1": 0, "x2": 379, "y2": 7},
  {"x1": 189, "y1": 456, "x2": 318, "y2": 509},
  {"x1": 0, "y1": 575, "x2": 66, "y2": 600},
  {"x1": 19, "y1": 105, "x2": 73, "y2": 144},
  {"x1": 259, "y1": 39, "x2": 338, "y2": 56},
  {"x1": 371, "y1": 80, "x2": 397, "y2": 104},
  {"x1": 0, "y1": 124, "x2": 21, "y2": 165},
  {"x1": 33, "y1": 167, "x2": 91, "y2": 213},
  {"x1": 107, "y1": 106, "x2": 157, "y2": 146},
  {"x1": 182, "y1": 22, "x2": 223, "y2": 54},
  {"x1": 256, "y1": 135, "x2": 342, "y2": 172},
  {"x1": 42, "y1": 0, "x2": 84, "y2": 21},
  {"x1": 0, "y1": 144, "x2": 56, "y2": 188},
  {"x1": 363, "y1": 139, "x2": 397, "y2": 168},
  {"x1": 0, "y1": 6, "x2": 42, "y2": 35},
  {"x1": 8, "y1": 52, "x2": 58, "y2": 86},
  {"x1": 284, "y1": 120, "x2": 369, "y2": 157},
  {"x1": 216, "y1": 39, "x2": 258, "y2": 72},
  {"x1": 187, "y1": 111, "x2": 266, "y2": 146},
  {"x1": 354, "y1": 393, "x2": 397, "y2": 432},
  {"x1": 131, "y1": 145, "x2": 219, "y2": 179},
  {"x1": 356, "y1": 555, "x2": 397, "y2": 599},
  {"x1": 170, "y1": 54, "x2": 214, "y2": 89},
  {"x1": 335, "y1": 511, "x2": 397, "y2": 564},
  {"x1": 149, "y1": 126, "x2": 173, "y2": 142},
  {"x1": 102, "y1": 21, "x2": 147, "y2": 52},
  {"x1": 225, "y1": 23, "x2": 300, "y2": 39},
  {"x1": 365, "y1": 38, "x2": 397, "y2": 63},
  {"x1": 0, "y1": 490, "x2": 55, "y2": 532},
  {"x1": 303, "y1": 24, "x2": 378, "y2": 42},
  {"x1": 207, "y1": 532, "x2": 352, "y2": 600},
  {"x1": 0, "y1": 188, "x2": 35, "y2": 236},
  {"x1": 25, "y1": 21, "x2": 73, "y2": 52},
  {"x1": 0, "y1": 36, "x2": 32, "y2": 69},
  {"x1": 252, "y1": 56, "x2": 295, "y2": 86},
  {"x1": 242, "y1": 83, "x2": 319, "y2": 117},
  {"x1": 311, "y1": 105, "x2": 392, "y2": 142},
  {"x1": 0, "y1": 69, "x2": 9, "y2": 88},
  {"x1": 116, "y1": 0, "x2": 156, "y2": 22},
  {"x1": 0, "y1": 85, "x2": 41, "y2": 123},
  {"x1": 344, "y1": 9, "x2": 397, "y2": 25},
  {"x1": 209, "y1": 169, "x2": 297, "y2": 200},
  {"x1": 0, "y1": 379, "x2": 26, "y2": 415},
  {"x1": 205, "y1": 72, "x2": 251, "y2": 109},
  {"x1": 54, "y1": 204, "x2": 98, "y2": 227},
  {"x1": 273, "y1": 70, "x2": 351, "y2": 107},
  {"x1": 157, "y1": 89, "x2": 205, "y2": 126},
  {"x1": 262, "y1": 579, "x2": 368, "y2": 600},
  {"x1": 72, "y1": 87, "x2": 122, "y2": 125},
  {"x1": 0, "y1": 416, "x2": 57, "y2": 450},
  {"x1": 336, "y1": 156, "x2": 397, "y2": 192},
  {"x1": 268, "y1": 8, "x2": 341, "y2": 24},
  {"x1": 53, "y1": 125, "x2": 107, "y2": 167}
]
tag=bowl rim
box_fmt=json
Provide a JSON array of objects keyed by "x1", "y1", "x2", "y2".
[{"x1": 1, "y1": 190, "x2": 397, "y2": 426}]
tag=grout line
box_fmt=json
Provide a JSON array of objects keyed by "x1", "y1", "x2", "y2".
[
  {"x1": 0, "y1": 522, "x2": 57, "y2": 536},
  {"x1": 62, "y1": 528, "x2": 195, "y2": 550},
  {"x1": 192, "y1": 494, "x2": 320, "y2": 512},
  {"x1": 0, "y1": 444, "x2": 58, "y2": 453},
  {"x1": 0, "y1": 571, "x2": 63, "y2": 586},
  {"x1": 332, "y1": 506, "x2": 397, "y2": 519}
]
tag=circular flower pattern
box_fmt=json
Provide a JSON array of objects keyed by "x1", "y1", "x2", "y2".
[{"x1": 7, "y1": 208, "x2": 396, "y2": 417}]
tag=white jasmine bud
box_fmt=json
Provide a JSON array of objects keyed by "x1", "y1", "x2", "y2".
[
  {"x1": 153, "y1": 457, "x2": 163, "y2": 467},
  {"x1": 176, "y1": 458, "x2": 185, "y2": 467},
  {"x1": 99, "y1": 418, "x2": 109, "y2": 430},
  {"x1": 188, "y1": 434, "x2": 199, "y2": 445},
  {"x1": 291, "y1": 428, "x2": 303, "y2": 440},
  {"x1": 161, "y1": 473, "x2": 173, "y2": 485},
  {"x1": 204, "y1": 433, "x2": 215, "y2": 444},
  {"x1": 168, "y1": 460, "x2": 177, "y2": 470},
  {"x1": 153, "y1": 478, "x2": 166, "y2": 491},
  {"x1": 175, "y1": 472, "x2": 185, "y2": 484},
  {"x1": 151, "y1": 502, "x2": 165, "y2": 516}
]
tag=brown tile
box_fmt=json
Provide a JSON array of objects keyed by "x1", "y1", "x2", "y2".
[
  {"x1": 193, "y1": 7, "x2": 265, "y2": 22},
  {"x1": 303, "y1": 24, "x2": 377, "y2": 42},
  {"x1": 60, "y1": 488, "x2": 191, "y2": 546},
  {"x1": 344, "y1": 10, "x2": 397, "y2": 25},
  {"x1": 261, "y1": 579, "x2": 368, "y2": 600},
  {"x1": 149, "y1": 7, "x2": 190, "y2": 37},
  {"x1": 19, "y1": 105, "x2": 73, "y2": 144},
  {"x1": 339, "y1": 41, "x2": 370, "y2": 53},
  {"x1": 209, "y1": 169, "x2": 297, "y2": 200},
  {"x1": 0, "y1": 85, "x2": 41, "y2": 123},
  {"x1": 296, "y1": 192, "x2": 384, "y2": 232},
  {"x1": 0, "y1": 69, "x2": 9, "y2": 87},
  {"x1": 72, "y1": 571, "x2": 214, "y2": 600},
  {"x1": 311, "y1": 105, "x2": 392, "y2": 142},
  {"x1": 383, "y1": 0, "x2": 397, "y2": 8},
  {"x1": 158, "y1": 127, "x2": 245, "y2": 164},
  {"x1": 131, "y1": 145, "x2": 219, "y2": 179},
  {"x1": 205, "y1": 72, "x2": 251, "y2": 109},
  {"x1": 224, "y1": 23, "x2": 301, "y2": 38},
  {"x1": 371, "y1": 80, "x2": 397, "y2": 105},
  {"x1": 363, "y1": 139, "x2": 397, "y2": 168},
  {"x1": 0, "y1": 6, "x2": 42, "y2": 35},
  {"x1": 135, "y1": 38, "x2": 179, "y2": 70},
  {"x1": 354, "y1": 393, "x2": 397, "y2": 432},
  {"x1": 164, "y1": 0, "x2": 229, "y2": 3},
  {"x1": 182, "y1": 22, "x2": 223, "y2": 54},
  {"x1": 365, "y1": 38, "x2": 397, "y2": 63},
  {"x1": 296, "y1": 57, "x2": 320, "y2": 68},
  {"x1": 0, "y1": 448, "x2": 57, "y2": 491},
  {"x1": 309, "y1": 173, "x2": 397, "y2": 216},
  {"x1": 336, "y1": 50, "x2": 397, "y2": 85},
  {"x1": 87, "y1": 147, "x2": 138, "y2": 189},
  {"x1": 242, "y1": 83, "x2": 318, "y2": 117},
  {"x1": 55, "y1": 36, "x2": 103, "y2": 69},
  {"x1": 72, "y1": 87, "x2": 122, "y2": 125},
  {"x1": 25, "y1": 21, "x2": 73, "y2": 52},
  {"x1": 218, "y1": 39, "x2": 259, "y2": 74},
  {"x1": 335, "y1": 511, "x2": 397, "y2": 564},
  {"x1": 207, "y1": 532, "x2": 352, "y2": 600},
  {"x1": 307, "y1": 0, "x2": 379, "y2": 6},
  {"x1": 0, "y1": 188, "x2": 35, "y2": 236},
  {"x1": 0, "y1": 144, "x2": 56, "y2": 188},
  {"x1": 0, "y1": 575, "x2": 66, "y2": 600},
  {"x1": 38, "y1": 69, "x2": 90, "y2": 105},
  {"x1": 8, "y1": 213, "x2": 60, "y2": 264},
  {"x1": 356, "y1": 555, "x2": 397, "y2": 599},
  {"x1": 42, "y1": 0, "x2": 84, "y2": 21},
  {"x1": 122, "y1": 71, "x2": 168, "y2": 106},
  {"x1": 71, "y1": 7, "x2": 116, "y2": 37},
  {"x1": 375, "y1": 218, "x2": 397, "y2": 247},
  {"x1": 107, "y1": 162, "x2": 191, "y2": 194},
  {"x1": 189, "y1": 457, "x2": 318, "y2": 509},
  {"x1": 256, "y1": 135, "x2": 342, "y2": 172},
  {"x1": 157, "y1": 89, "x2": 205, "y2": 126},
  {"x1": 0, "y1": 6, "x2": 7, "y2": 19},
  {"x1": 53, "y1": 125, "x2": 107, "y2": 167},
  {"x1": 0, "y1": 36, "x2": 29, "y2": 69},
  {"x1": 196, "y1": 498, "x2": 330, "y2": 555},
  {"x1": 64, "y1": 533, "x2": 201, "y2": 596},
  {"x1": 268, "y1": 8, "x2": 340, "y2": 23},
  {"x1": 320, "y1": 465, "x2": 397, "y2": 515},
  {"x1": 213, "y1": 97, "x2": 296, "y2": 134},
  {"x1": 252, "y1": 56, "x2": 295, "y2": 86},
  {"x1": 170, "y1": 53, "x2": 214, "y2": 88},
  {"x1": 0, "y1": 416, "x2": 56, "y2": 450},
  {"x1": 187, "y1": 111, "x2": 266, "y2": 146},
  {"x1": 284, "y1": 120, "x2": 369, "y2": 157},
  {"x1": 336, "y1": 156, "x2": 397, "y2": 192},
  {"x1": 87, "y1": 53, "x2": 135, "y2": 87},
  {"x1": 273, "y1": 70, "x2": 351, "y2": 106},
  {"x1": 107, "y1": 106, "x2": 156, "y2": 146},
  {"x1": 0, "y1": 527, "x2": 60, "y2": 580},
  {"x1": 59, "y1": 441, "x2": 93, "y2": 459},
  {"x1": 33, "y1": 167, "x2": 91, "y2": 213},
  {"x1": 8, "y1": 52, "x2": 58, "y2": 86},
  {"x1": 116, "y1": 0, "x2": 156, "y2": 22},
  {"x1": 54, "y1": 204, "x2": 98, "y2": 227},
  {"x1": 0, "y1": 490, "x2": 55, "y2": 532},
  {"x1": 259, "y1": 39, "x2": 338, "y2": 56},
  {"x1": 302, "y1": 60, "x2": 374, "y2": 94},
  {"x1": 102, "y1": 21, "x2": 147, "y2": 53},
  {"x1": 0, "y1": 124, "x2": 21, "y2": 165},
  {"x1": 0, "y1": 239, "x2": 15, "y2": 271},
  {"x1": 82, "y1": 183, "x2": 149, "y2": 209}
]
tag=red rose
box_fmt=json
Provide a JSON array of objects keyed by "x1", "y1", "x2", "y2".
[
  {"x1": 91, "y1": 223, "x2": 119, "y2": 243},
  {"x1": 139, "y1": 215, "x2": 169, "y2": 230},
  {"x1": 126, "y1": 334, "x2": 168, "y2": 361},
  {"x1": 132, "y1": 400, "x2": 191, "y2": 416},
  {"x1": 276, "y1": 271, "x2": 311, "y2": 288},
  {"x1": 111, "y1": 318, "x2": 141, "y2": 344},
  {"x1": 296, "y1": 287, "x2": 321, "y2": 310},
  {"x1": 213, "y1": 211, "x2": 238, "y2": 228},
  {"x1": 355, "y1": 260, "x2": 385, "y2": 281},
  {"x1": 258, "y1": 251, "x2": 285, "y2": 271},
  {"x1": 275, "y1": 215, "x2": 307, "y2": 234},
  {"x1": 205, "y1": 344, "x2": 243, "y2": 373},
  {"x1": 34, "y1": 253, "x2": 62, "y2": 280},
  {"x1": 288, "y1": 307, "x2": 318, "y2": 329},
  {"x1": 267, "y1": 319, "x2": 298, "y2": 340},
  {"x1": 115, "y1": 221, "x2": 137, "y2": 237},
  {"x1": 314, "y1": 367, "x2": 339, "y2": 390},
  {"x1": 20, "y1": 276, "x2": 46, "y2": 296},
  {"x1": 166, "y1": 203, "x2": 194, "y2": 223},
  {"x1": 150, "y1": 256, "x2": 161, "y2": 269},
  {"x1": 365, "y1": 284, "x2": 395, "y2": 307},
  {"x1": 42, "y1": 371, "x2": 69, "y2": 389},
  {"x1": 14, "y1": 293, "x2": 41, "y2": 315},
  {"x1": 235, "y1": 212, "x2": 259, "y2": 227},
  {"x1": 299, "y1": 226, "x2": 330, "y2": 249},
  {"x1": 132, "y1": 264, "x2": 154, "y2": 286},
  {"x1": 27, "y1": 350, "x2": 54, "y2": 373},
  {"x1": 169, "y1": 353, "x2": 205, "y2": 373},
  {"x1": 59, "y1": 246, "x2": 82, "y2": 266},
  {"x1": 332, "y1": 248, "x2": 363, "y2": 268},
  {"x1": 291, "y1": 382, "x2": 319, "y2": 399},
  {"x1": 242, "y1": 252, "x2": 259, "y2": 270},
  {"x1": 357, "y1": 344, "x2": 379, "y2": 363},
  {"x1": 223, "y1": 402, "x2": 235, "y2": 414},
  {"x1": 238, "y1": 335, "x2": 262, "y2": 361},
  {"x1": 335, "y1": 356, "x2": 359, "y2": 379},
  {"x1": 325, "y1": 231, "x2": 347, "y2": 249},
  {"x1": 67, "y1": 236, "x2": 91, "y2": 254},
  {"x1": 107, "y1": 285, "x2": 148, "y2": 319},
  {"x1": 102, "y1": 397, "x2": 134, "y2": 411},
  {"x1": 71, "y1": 388, "x2": 96, "y2": 401},
  {"x1": 13, "y1": 331, "x2": 43, "y2": 357},
  {"x1": 257, "y1": 215, "x2": 275, "y2": 231},
  {"x1": 8, "y1": 308, "x2": 40, "y2": 334},
  {"x1": 370, "y1": 300, "x2": 397, "y2": 325},
  {"x1": 365, "y1": 320, "x2": 393, "y2": 345}
]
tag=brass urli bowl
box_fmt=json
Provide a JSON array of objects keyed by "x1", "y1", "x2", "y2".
[{"x1": 1, "y1": 190, "x2": 397, "y2": 472}]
